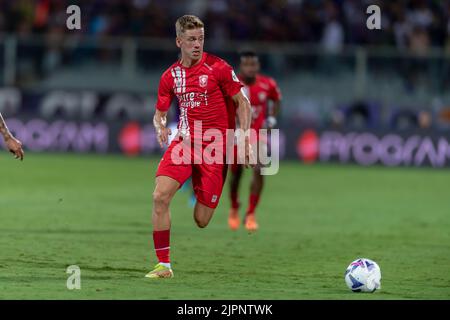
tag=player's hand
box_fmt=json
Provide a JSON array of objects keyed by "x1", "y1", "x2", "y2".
[
  {"x1": 153, "y1": 114, "x2": 172, "y2": 148},
  {"x1": 5, "y1": 135, "x2": 24, "y2": 160},
  {"x1": 242, "y1": 136, "x2": 256, "y2": 169},
  {"x1": 157, "y1": 126, "x2": 172, "y2": 148}
]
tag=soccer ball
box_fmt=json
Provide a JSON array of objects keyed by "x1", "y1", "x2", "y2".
[{"x1": 344, "y1": 258, "x2": 381, "y2": 293}]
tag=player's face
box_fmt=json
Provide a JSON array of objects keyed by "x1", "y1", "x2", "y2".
[
  {"x1": 240, "y1": 56, "x2": 259, "y2": 79},
  {"x1": 177, "y1": 28, "x2": 205, "y2": 61}
]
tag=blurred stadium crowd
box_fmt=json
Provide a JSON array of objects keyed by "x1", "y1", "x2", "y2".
[{"x1": 1, "y1": 0, "x2": 450, "y2": 50}]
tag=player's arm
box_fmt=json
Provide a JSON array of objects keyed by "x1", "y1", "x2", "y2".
[
  {"x1": 233, "y1": 89, "x2": 251, "y2": 132},
  {"x1": 153, "y1": 73, "x2": 174, "y2": 148},
  {"x1": 266, "y1": 78, "x2": 282, "y2": 129},
  {"x1": 232, "y1": 89, "x2": 254, "y2": 167},
  {"x1": 266, "y1": 100, "x2": 281, "y2": 129},
  {"x1": 0, "y1": 112, "x2": 24, "y2": 160}
]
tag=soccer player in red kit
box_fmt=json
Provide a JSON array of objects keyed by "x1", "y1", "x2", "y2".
[
  {"x1": 228, "y1": 51, "x2": 282, "y2": 232},
  {"x1": 146, "y1": 15, "x2": 252, "y2": 278}
]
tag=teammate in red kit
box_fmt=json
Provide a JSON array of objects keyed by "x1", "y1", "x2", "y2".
[
  {"x1": 146, "y1": 15, "x2": 252, "y2": 278},
  {"x1": 228, "y1": 51, "x2": 282, "y2": 232}
]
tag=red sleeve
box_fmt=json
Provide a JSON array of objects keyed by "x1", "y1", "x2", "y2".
[
  {"x1": 155, "y1": 72, "x2": 174, "y2": 112},
  {"x1": 216, "y1": 62, "x2": 243, "y2": 98},
  {"x1": 267, "y1": 77, "x2": 282, "y2": 101}
]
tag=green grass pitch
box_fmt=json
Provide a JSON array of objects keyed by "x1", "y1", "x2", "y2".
[{"x1": 0, "y1": 152, "x2": 449, "y2": 299}]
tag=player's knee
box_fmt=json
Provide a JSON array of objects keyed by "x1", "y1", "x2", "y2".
[
  {"x1": 194, "y1": 217, "x2": 209, "y2": 228},
  {"x1": 194, "y1": 209, "x2": 213, "y2": 228},
  {"x1": 152, "y1": 190, "x2": 171, "y2": 209}
]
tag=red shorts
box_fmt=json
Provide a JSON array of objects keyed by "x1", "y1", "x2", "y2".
[{"x1": 156, "y1": 139, "x2": 228, "y2": 209}]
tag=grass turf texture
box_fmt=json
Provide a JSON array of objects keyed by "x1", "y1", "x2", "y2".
[{"x1": 0, "y1": 152, "x2": 449, "y2": 299}]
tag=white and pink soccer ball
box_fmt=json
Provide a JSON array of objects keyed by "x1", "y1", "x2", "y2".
[{"x1": 344, "y1": 258, "x2": 382, "y2": 293}]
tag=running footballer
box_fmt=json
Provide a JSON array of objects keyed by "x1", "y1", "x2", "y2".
[
  {"x1": 228, "y1": 51, "x2": 281, "y2": 232},
  {"x1": 146, "y1": 15, "x2": 252, "y2": 278}
]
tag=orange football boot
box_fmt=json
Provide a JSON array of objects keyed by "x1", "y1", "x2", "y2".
[
  {"x1": 244, "y1": 214, "x2": 259, "y2": 232},
  {"x1": 228, "y1": 208, "x2": 240, "y2": 230}
]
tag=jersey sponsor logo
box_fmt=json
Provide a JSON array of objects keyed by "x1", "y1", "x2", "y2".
[
  {"x1": 178, "y1": 92, "x2": 203, "y2": 109},
  {"x1": 199, "y1": 75, "x2": 208, "y2": 88}
]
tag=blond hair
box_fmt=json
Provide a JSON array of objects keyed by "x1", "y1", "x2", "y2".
[{"x1": 175, "y1": 15, "x2": 204, "y2": 37}]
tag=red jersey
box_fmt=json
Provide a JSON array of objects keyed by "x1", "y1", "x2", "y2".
[
  {"x1": 239, "y1": 74, "x2": 282, "y2": 131},
  {"x1": 156, "y1": 52, "x2": 243, "y2": 136}
]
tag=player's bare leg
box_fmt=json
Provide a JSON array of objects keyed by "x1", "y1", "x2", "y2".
[
  {"x1": 245, "y1": 166, "x2": 263, "y2": 232},
  {"x1": 152, "y1": 176, "x2": 179, "y2": 230},
  {"x1": 193, "y1": 201, "x2": 215, "y2": 228},
  {"x1": 146, "y1": 176, "x2": 179, "y2": 279},
  {"x1": 228, "y1": 163, "x2": 243, "y2": 230}
]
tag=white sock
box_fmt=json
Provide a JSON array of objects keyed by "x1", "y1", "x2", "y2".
[{"x1": 159, "y1": 262, "x2": 171, "y2": 269}]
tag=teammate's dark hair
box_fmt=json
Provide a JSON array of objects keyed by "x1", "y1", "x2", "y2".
[{"x1": 239, "y1": 50, "x2": 258, "y2": 59}]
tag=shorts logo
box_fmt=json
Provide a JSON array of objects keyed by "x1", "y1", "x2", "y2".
[
  {"x1": 211, "y1": 195, "x2": 218, "y2": 203},
  {"x1": 199, "y1": 75, "x2": 208, "y2": 87}
]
